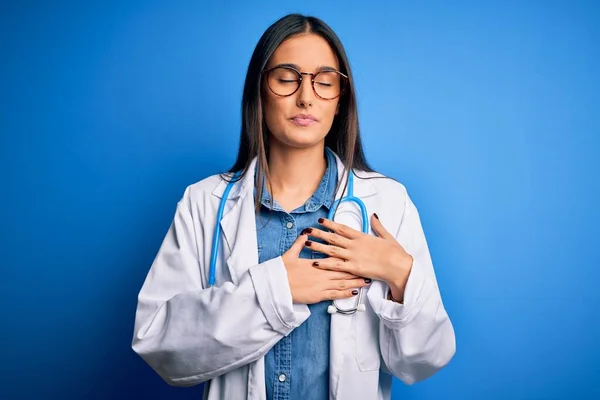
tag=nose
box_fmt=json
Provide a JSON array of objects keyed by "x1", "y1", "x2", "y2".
[{"x1": 296, "y1": 74, "x2": 315, "y2": 108}]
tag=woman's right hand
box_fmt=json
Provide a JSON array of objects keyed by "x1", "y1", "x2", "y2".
[{"x1": 282, "y1": 232, "x2": 371, "y2": 305}]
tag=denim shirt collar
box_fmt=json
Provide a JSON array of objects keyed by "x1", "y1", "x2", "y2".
[{"x1": 258, "y1": 147, "x2": 338, "y2": 213}]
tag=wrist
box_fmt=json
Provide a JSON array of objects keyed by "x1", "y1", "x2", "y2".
[
  {"x1": 387, "y1": 289, "x2": 403, "y2": 303},
  {"x1": 385, "y1": 254, "x2": 413, "y2": 303},
  {"x1": 389, "y1": 282, "x2": 406, "y2": 302}
]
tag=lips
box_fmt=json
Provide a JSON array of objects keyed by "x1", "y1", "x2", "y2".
[
  {"x1": 290, "y1": 114, "x2": 318, "y2": 127},
  {"x1": 291, "y1": 117, "x2": 317, "y2": 127}
]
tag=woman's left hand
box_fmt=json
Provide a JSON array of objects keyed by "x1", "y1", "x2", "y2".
[{"x1": 303, "y1": 214, "x2": 413, "y2": 302}]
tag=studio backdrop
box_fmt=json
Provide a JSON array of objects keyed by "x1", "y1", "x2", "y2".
[{"x1": 2, "y1": 1, "x2": 599, "y2": 399}]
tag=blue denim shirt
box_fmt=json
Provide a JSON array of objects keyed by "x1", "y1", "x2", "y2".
[{"x1": 255, "y1": 148, "x2": 338, "y2": 400}]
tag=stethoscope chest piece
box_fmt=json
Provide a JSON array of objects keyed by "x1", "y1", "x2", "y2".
[{"x1": 327, "y1": 302, "x2": 366, "y2": 315}]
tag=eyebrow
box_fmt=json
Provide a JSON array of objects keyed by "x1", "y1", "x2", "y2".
[{"x1": 273, "y1": 63, "x2": 338, "y2": 72}]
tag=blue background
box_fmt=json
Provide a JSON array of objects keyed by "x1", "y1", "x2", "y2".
[{"x1": 2, "y1": 1, "x2": 599, "y2": 399}]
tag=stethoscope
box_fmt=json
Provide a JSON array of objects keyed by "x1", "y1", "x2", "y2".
[{"x1": 208, "y1": 154, "x2": 368, "y2": 315}]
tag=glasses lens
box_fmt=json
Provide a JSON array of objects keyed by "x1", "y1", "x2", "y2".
[
  {"x1": 314, "y1": 71, "x2": 344, "y2": 99},
  {"x1": 267, "y1": 67, "x2": 300, "y2": 96}
]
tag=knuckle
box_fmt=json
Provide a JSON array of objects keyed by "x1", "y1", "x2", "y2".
[
  {"x1": 328, "y1": 234, "x2": 337, "y2": 245},
  {"x1": 338, "y1": 281, "x2": 347, "y2": 290}
]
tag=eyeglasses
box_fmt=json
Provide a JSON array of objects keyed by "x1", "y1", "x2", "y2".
[{"x1": 263, "y1": 65, "x2": 349, "y2": 100}]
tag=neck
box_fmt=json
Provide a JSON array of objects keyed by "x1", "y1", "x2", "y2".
[{"x1": 266, "y1": 140, "x2": 327, "y2": 199}]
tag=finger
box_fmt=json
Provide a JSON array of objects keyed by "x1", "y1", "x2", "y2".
[
  {"x1": 370, "y1": 213, "x2": 394, "y2": 240},
  {"x1": 303, "y1": 227, "x2": 351, "y2": 249},
  {"x1": 305, "y1": 240, "x2": 351, "y2": 260},
  {"x1": 324, "y1": 289, "x2": 361, "y2": 300},
  {"x1": 317, "y1": 218, "x2": 362, "y2": 240},
  {"x1": 311, "y1": 257, "x2": 357, "y2": 275},
  {"x1": 326, "y1": 271, "x2": 362, "y2": 280},
  {"x1": 326, "y1": 278, "x2": 371, "y2": 291},
  {"x1": 288, "y1": 232, "x2": 310, "y2": 258}
]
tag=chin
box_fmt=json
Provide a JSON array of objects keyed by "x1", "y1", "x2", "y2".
[{"x1": 272, "y1": 130, "x2": 325, "y2": 150}]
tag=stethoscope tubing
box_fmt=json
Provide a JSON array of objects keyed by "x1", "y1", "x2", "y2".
[{"x1": 208, "y1": 161, "x2": 368, "y2": 315}]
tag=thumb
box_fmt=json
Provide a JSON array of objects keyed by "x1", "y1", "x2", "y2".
[
  {"x1": 371, "y1": 213, "x2": 393, "y2": 240},
  {"x1": 287, "y1": 232, "x2": 309, "y2": 258}
]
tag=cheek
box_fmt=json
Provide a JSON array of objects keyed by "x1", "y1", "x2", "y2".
[
  {"x1": 263, "y1": 97, "x2": 292, "y2": 129},
  {"x1": 322, "y1": 102, "x2": 339, "y2": 124},
  {"x1": 262, "y1": 97, "x2": 276, "y2": 130}
]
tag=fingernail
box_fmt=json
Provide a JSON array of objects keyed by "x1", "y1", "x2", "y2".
[
  {"x1": 302, "y1": 228, "x2": 313, "y2": 235},
  {"x1": 305, "y1": 240, "x2": 312, "y2": 247},
  {"x1": 312, "y1": 261, "x2": 319, "y2": 266},
  {"x1": 352, "y1": 289, "x2": 359, "y2": 295},
  {"x1": 318, "y1": 218, "x2": 324, "y2": 223},
  {"x1": 374, "y1": 213, "x2": 379, "y2": 219},
  {"x1": 364, "y1": 278, "x2": 372, "y2": 284}
]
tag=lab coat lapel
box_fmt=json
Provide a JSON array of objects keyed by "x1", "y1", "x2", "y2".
[
  {"x1": 213, "y1": 157, "x2": 260, "y2": 285},
  {"x1": 210, "y1": 157, "x2": 263, "y2": 400},
  {"x1": 328, "y1": 151, "x2": 378, "y2": 399},
  {"x1": 219, "y1": 183, "x2": 268, "y2": 400}
]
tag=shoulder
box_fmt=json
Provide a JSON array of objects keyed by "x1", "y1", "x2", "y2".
[
  {"x1": 353, "y1": 170, "x2": 422, "y2": 238},
  {"x1": 178, "y1": 172, "x2": 232, "y2": 206},
  {"x1": 354, "y1": 169, "x2": 410, "y2": 204}
]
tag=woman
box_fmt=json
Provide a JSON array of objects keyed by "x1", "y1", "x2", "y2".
[{"x1": 132, "y1": 13, "x2": 455, "y2": 400}]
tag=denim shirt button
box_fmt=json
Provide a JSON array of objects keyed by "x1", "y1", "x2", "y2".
[{"x1": 259, "y1": 147, "x2": 338, "y2": 400}]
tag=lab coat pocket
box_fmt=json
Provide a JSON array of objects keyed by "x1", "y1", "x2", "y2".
[{"x1": 354, "y1": 304, "x2": 381, "y2": 371}]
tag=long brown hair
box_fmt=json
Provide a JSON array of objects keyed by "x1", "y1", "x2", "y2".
[{"x1": 221, "y1": 13, "x2": 381, "y2": 217}]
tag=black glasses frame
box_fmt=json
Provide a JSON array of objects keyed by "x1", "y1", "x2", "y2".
[{"x1": 263, "y1": 65, "x2": 349, "y2": 100}]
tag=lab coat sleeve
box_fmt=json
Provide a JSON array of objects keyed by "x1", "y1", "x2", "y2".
[
  {"x1": 366, "y1": 191, "x2": 456, "y2": 385},
  {"x1": 131, "y1": 188, "x2": 310, "y2": 387}
]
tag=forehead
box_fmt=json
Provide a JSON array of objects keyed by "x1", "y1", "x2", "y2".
[{"x1": 268, "y1": 33, "x2": 339, "y2": 71}]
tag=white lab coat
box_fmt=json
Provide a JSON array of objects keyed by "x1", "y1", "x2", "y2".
[{"x1": 131, "y1": 151, "x2": 456, "y2": 400}]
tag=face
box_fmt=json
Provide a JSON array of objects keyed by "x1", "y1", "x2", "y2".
[{"x1": 262, "y1": 33, "x2": 342, "y2": 150}]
